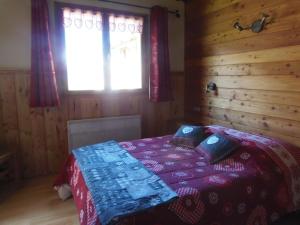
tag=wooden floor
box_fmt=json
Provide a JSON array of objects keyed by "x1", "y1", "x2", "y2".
[{"x1": 0, "y1": 176, "x2": 80, "y2": 225}]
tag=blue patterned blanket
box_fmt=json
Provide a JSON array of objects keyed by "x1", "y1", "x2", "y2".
[{"x1": 72, "y1": 141, "x2": 178, "y2": 225}]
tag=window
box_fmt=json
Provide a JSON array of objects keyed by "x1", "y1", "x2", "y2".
[
  {"x1": 64, "y1": 9, "x2": 104, "y2": 91},
  {"x1": 62, "y1": 7, "x2": 145, "y2": 91},
  {"x1": 109, "y1": 15, "x2": 143, "y2": 90}
]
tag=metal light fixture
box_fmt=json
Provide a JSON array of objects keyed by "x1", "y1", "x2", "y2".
[
  {"x1": 206, "y1": 82, "x2": 217, "y2": 95},
  {"x1": 233, "y1": 13, "x2": 272, "y2": 33}
]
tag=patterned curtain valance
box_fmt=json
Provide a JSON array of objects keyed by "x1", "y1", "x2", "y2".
[{"x1": 63, "y1": 8, "x2": 143, "y2": 33}]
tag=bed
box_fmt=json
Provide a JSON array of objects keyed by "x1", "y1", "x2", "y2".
[{"x1": 54, "y1": 125, "x2": 300, "y2": 225}]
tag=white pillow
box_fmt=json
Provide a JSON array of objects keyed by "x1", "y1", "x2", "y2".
[{"x1": 55, "y1": 184, "x2": 72, "y2": 201}]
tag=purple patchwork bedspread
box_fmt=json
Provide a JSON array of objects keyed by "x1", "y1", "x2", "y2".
[{"x1": 55, "y1": 125, "x2": 300, "y2": 225}]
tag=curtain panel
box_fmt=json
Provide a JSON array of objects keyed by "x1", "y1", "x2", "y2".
[
  {"x1": 30, "y1": 0, "x2": 60, "y2": 107},
  {"x1": 149, "y1": 6, "x2": 172, "y2": 102}
]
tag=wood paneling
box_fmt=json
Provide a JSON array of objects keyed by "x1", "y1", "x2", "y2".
[
  {"x1": 187, "y1": 45, "x2": 300, "y2": 66},
  {"x1": 192, "y1": 75, "x2": 300, "y2": 92},
  {"x1": 0, "y1": 70, "x2": 184, "y2": 178},
  {"x1": 185, "y1": 0, "x2": 300, "y2": 147},
  {"x1": 187, "y1": 62, "x2": 300, "y2": 76},
  {"x1": 186, "y1": 0, "x2": 300, "y2": 39}
]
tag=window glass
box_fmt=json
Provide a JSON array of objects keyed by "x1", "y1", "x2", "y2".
[
  {"x1": 63, "y1": 9, "x2": 105, "y2": 91},
  {"x1": 62, "y1": 7, "x2": 144, "y2": 92},
  {"x1": 109, "y1": 15, "x2": 143, "y2": 90}
]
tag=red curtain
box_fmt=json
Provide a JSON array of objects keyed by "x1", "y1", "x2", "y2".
[
  {"x1": 150, "y1": 6, "x2": 172, "y2": 102},
  {"x1": 30, "y1": 0, "x2": 60, "y2": 107}
]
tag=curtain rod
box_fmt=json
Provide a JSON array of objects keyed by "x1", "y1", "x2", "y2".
[{"x1": 97, "y1": 0, "x2": 181, "y2": 18}]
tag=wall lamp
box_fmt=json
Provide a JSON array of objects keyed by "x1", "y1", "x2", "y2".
[
  {"x1": 206, "y1": 82, "x2": 218, "y2": 95},
  {"x1": 233, "y1": 13, "x2": 272, "y2": 33}
]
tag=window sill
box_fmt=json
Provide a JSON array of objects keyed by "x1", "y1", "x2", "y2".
[{"x1": 66, "y1": 89, "x2": 148, "y2": 96}]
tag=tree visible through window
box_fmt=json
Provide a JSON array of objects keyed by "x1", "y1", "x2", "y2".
[{"x1": 62, "y1": 7, "x2": 144, "y2": 91}]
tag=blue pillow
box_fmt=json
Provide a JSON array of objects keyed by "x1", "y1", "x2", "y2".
[
  {"x1": 196, "y1": 134, "x2": 240, "y2": 164},
  {"x1": 170, "y1": 125, "x2": 206, "y2": 148}
]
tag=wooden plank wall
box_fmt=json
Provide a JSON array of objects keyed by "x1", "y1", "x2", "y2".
[
  {"x1": 185, "y1": 0, "x2": 300, "y2": 147},
  {"x1": 0, "y1": 70, "x2": 184, "y2": 178}
]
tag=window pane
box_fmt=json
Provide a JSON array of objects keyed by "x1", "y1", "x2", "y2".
[
  {"x1": 64, "y1": 9, "x2": 104, "y2": 91},
  {"x1": 109, "y1": 15, "x2": 143, "y2": 90}
]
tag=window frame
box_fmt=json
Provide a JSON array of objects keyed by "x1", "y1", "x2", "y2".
[{"x1": 54, "y1": 2, "x2": 149, "y2": 95}]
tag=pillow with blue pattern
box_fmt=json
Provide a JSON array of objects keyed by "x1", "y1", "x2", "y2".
[
  {"x1": 196, "y1": 134, "x2": 240, "y2": 164},
  {"x1": 170, "y1": 125, "x2": 206, "y2": 148}
]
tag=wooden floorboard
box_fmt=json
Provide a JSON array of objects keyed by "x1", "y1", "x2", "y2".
[{"x1": 0, "y1": 176, "x2": 79, "y2": 225}]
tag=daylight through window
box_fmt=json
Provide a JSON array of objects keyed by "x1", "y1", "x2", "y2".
[{"x1": 63, "y1": 8, "x2": 144, "y2": 91}]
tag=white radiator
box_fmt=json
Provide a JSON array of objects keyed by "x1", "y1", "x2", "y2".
[{"x1": 68, "y1": 115, "x2": 141, "y2": 152}]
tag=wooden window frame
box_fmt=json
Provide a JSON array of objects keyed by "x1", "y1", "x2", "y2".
[{"x1": 54, "y1": 2, "x2": 149, "y2": 95}]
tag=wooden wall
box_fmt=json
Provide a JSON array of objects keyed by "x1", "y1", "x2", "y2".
[
  {"x1": 0, "y1": 70, "x2": 184, "y2": 178},
  {"x1": 185, "y1": 0, "x2": 300, "y2": 147}
]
